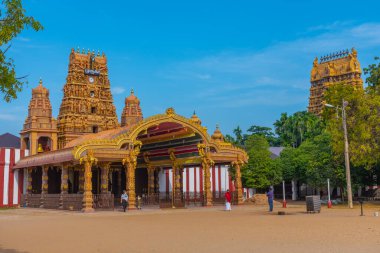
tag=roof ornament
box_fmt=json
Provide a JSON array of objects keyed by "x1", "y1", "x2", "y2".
[
  {"x1": 39, "y1": 78, "x2": 43, "y2": 87},
  {"x1": 76, "y1": 46, "x2": 80, "y2": 53}
]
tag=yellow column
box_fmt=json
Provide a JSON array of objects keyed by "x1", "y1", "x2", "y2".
[
  {"x1": 198, "y1": 144, "x2": 213, "y2": 207},
  {"x1": 147, "y1": 166, "x2": 155, "y2": 196},
  {"x1": 202, "y1": 161, "x2": 213, "y2": 206},
  {"x1": 100, "y1": 162, "x2": 111, "y2": 194},
  {"x1": 25, "y1": 168, "x2": 33, "y2": 207},
  {"x1": 40, "y1": 166, "x2": 48, "y2": 208},
  {"x1": 78, "y1": 167, "x2": 84, "y2": 193},
  {"x1": 80, "y1": 151, "x2": 97, "y2": 212},
  {"x1": 232, "y1": 161, "x2": 244, "y2": 205},
  {"x1": 122, "y1": 141, "x2": 142, "y2": 210},
  {"x1": 59, "y1": 164, "x2": 69, "y2": 209}
]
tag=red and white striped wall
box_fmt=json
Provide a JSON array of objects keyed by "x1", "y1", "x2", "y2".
[
  {"x1": 0, "y1": 148, "x2": 29, "y2": 207},
  {"x1": 158, "y1": 165, "x2": 235, "y2": 196}
]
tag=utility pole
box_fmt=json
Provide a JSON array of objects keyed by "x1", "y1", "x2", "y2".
[
  {"x1": 342, "y1": 99, "x2": 353, "y2": 209},
  {"x1": 325, "y1": 99, "x2": 353, "y2": 209}
]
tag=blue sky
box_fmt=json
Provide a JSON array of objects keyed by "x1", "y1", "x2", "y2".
[{"x1": 1, "y1": 0, "x2": 380, "y2": 137}]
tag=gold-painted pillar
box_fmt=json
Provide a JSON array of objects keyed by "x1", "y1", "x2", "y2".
[
  {"x1": 233, "y1": 161, "x2": 244, "y2": 205},
  {"x1": 202, "y1": 161, "x2": 213, "y2": 206},
  {"x1": 100, "y1": 162, "x2": 111, "y2": 194},
  {"x1": 122, "y1": 141, "x2": 142, "y2": 210},
  {"x1": 78, "y1": 167, "x2": 84, "y2": 193},
  {"x1": 80, "y1": 151, "x2": 98, "y2": 212},
  {"x1": 59, "y1": 164, "x2": 69, "y2": 209},
  {"x1": 40, "y1": 166, "x2": 48, "y2": 208},
  {"x1": 25, "y1": 168, "x2": 33, "y2": 206},
  {"x1": 155, "y1": 168, "x2": 160, "y2": 193},
  {"x1": 147, "y1": 166, "x2": 155, "y2": 196},
  {"x1": 198, "y1": 144, "x2": 213, "y2": 207},
  {"x1": 125, "y1": 164, "x2": 136, "y2": 209}
]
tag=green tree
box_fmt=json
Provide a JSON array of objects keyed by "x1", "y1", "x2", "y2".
[
  {"x1": 323, "y1": 82, "x2": 380, "y2": 170},
  {"x1": 241, "y1": 135, "x2": 282, "y2": 189},
  {"x1": 274, "y1": 111, "x2": 324, "y2": 148},
  {"x1": 363, "y1": 56, "x2": 380, "y2": 92},
  {"x1": 0, "y1": 0, "x2": 43, "y2": 102},
  {"x1": 247, "y1": 125, "x2": 280, "y2": 146}
]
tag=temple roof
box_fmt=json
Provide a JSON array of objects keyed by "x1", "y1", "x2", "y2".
[
  {"x1": 65, "y1": 126, "x2": 131, "y2": 148},
  {"x1": 14, "y1": 108, "x2": 248, "y2": 169},
  {"x1": 0, "y1": 133, "x2": 20, "y2": 148}
]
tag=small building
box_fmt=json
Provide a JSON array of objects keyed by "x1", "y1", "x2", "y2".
[{"x1": 0, "y1": 133, "x2": 29, "y2": 207}]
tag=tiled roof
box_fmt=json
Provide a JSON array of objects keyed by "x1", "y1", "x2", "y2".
[{"x1": 0, "y1": 133, "x2": 20, "y2": 148}]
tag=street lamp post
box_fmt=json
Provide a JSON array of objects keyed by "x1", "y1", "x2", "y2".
[{"x1": 325, "y1": 99, "x2": 353, "y2": 209}]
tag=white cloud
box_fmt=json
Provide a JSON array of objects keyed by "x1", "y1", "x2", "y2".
[{"x1": 112, "y1": 86, "x2": 126, "y2": 95}]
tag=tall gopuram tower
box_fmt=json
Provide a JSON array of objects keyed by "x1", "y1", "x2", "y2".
[
  {"x1": 20, "y1": 79, "x2": 58, "y2": 155},
  {"x1": 121, "y1": 89, "x2": 143, "y2": 127},
  {"x1": 57, "y1": 48, "x2": 119, "y2": 149},
  {"x1": 308, "y1": 48, "x2": 363, "y2": 115}
]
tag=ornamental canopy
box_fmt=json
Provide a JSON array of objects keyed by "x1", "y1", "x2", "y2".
[{"x1": 14, "y1": 108, "x2": 248, "y2": 169}]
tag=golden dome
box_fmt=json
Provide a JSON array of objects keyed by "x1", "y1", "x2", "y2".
[
  {"x1": 32, "y1": 78, "x2": 49, "y2": 95},
  {"x1": 125, "y1": 89, "x2": 140, "y2": 104},
  {"x1": 190, "y1": 111, "x2": 201, "y2": 125},
  {"x1": 211, "y1": 124, "x2": 224, "y2": 142}
]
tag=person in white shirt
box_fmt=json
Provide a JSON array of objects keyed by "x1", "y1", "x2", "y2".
[{"x1": 121, "y1": 190, "x2": 129, "y2": 212}]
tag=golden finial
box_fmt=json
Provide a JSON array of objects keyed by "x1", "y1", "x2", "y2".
[
  {"x1": 76, "y1": 46, "x2": 80, "y2": 53},
  {"x1": 131, "y1": 88, "x2": 134, "y2": 94},
  {"x1": 39, "y1": 78, "x2": 42, "y2": 87},
  {"x1": 82, "y1": 48, "x2": 85, "y2": 54},
  {"x1": 97, "y1": 50, "x2": 100, "y2": 56}
]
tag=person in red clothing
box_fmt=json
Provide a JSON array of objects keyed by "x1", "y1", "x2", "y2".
[{"x1": 225, "y1": 189, "x2": 232, "y2": 211}]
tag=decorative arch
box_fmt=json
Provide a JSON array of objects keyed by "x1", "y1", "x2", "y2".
[{"x1": 72, "y1": 108, "x2": 219, "y2": 160}]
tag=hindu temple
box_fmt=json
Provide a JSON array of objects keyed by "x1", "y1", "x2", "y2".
[
  {"x1": 13, "y1": 49, "x2": 248, "y2": 212},
  {"x1": 308, "y1": 48, "x2": 363, "y2": 115}
]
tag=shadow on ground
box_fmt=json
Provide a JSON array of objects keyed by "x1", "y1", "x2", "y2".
[{"x1": 0, "y1": 245, "x2": 29, "y2": 253}]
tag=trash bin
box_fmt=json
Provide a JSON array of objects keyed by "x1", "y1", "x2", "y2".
[{"x1": 306, "y1": 195, "x2": 321, "y2": 213}]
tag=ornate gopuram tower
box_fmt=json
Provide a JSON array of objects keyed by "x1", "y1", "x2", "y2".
[
  {"x1": 308, "y1": 48, "x2": 363, "y2": 115},
  {"x1": 57, "y1": 48, "x2": 119, "y2": 149},
  {"x1": 121, "y1": 89, "x2": 143, "y2": 127},
  {"x1": 20, "y1": 79, "x2": 58, "y2": 155}
]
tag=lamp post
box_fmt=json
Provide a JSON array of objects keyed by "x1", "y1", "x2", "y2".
[{"x1": 325, "y1": 99, "x2": 353, "y2": 209}]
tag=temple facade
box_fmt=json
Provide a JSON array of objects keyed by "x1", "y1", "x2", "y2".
[
  {"x1": 13, "y1": 49, "x2": 248, "y2": 212},
  {"x1": 308, "y1": 48, "x2": 363, "y2": 115},
  {"x1": 20, "y1": 79, "x2": 57, "y2": 155},
  {"x1": 57, "y1": 49, "x2": 119, "y2": 149}
]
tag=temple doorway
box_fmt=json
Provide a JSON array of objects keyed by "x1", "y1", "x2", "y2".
[
  {"x1": 31, "y1": 169, "x2": 42, "y2": 194},
  {"x1": 135, "y1": 168, "x2": 148, "y2": 197},
  {"x1": 47, "y1": 167, "x2": 61, "y2": 193}
]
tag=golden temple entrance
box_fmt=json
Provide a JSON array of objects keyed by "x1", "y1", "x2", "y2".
[{"x1": 16, "y1": 108, "x2": 247, "y2": 212}]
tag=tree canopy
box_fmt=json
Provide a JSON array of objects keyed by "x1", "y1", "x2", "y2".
[{"x1": 0, "y1": 0, "x2": 43, "y2": 102}]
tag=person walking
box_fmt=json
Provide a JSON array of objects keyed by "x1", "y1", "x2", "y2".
[
  {"x1": 121, "y1": 190, "x2": 129, "y2": 212},
  {"x1": 225, "y1": 189, "x2": 232, "y2": 211},
  {"x1": 267, "y1": 187, "x2": 274, "y2": 212}
]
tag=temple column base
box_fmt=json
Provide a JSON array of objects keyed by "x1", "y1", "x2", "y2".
[{"x1": 82, "y1": 192, "x2": 94, "y2": 212}]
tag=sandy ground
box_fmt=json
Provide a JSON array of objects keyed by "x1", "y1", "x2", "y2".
[{"x1": 0, "y1": 203, "x2": 380, "y2": 253}]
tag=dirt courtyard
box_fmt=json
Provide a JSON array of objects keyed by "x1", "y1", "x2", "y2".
[{"x1": 1, "y1": 203, "x2": 380, "y2": 253}]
